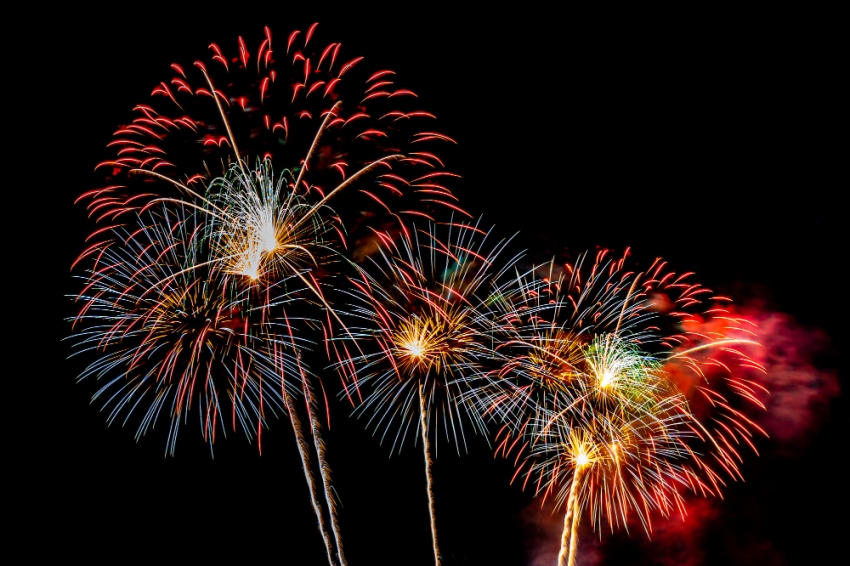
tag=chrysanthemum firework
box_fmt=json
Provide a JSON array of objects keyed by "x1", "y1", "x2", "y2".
[
  {"x1": 333, "y1": 218, "x2": 522, "y2": 565},
  {"x1": 337, "y1": 220, "x2": 521, "y2": 451},
  {"x1": 469, "y1": 248, "x2": 767, "y2": 566},
  {"x1": 67, "y1": 202, "x2": 317, "y2": 455},
  {"x1": 81, "y1": 23, "x2": 463, "y2": 238}
]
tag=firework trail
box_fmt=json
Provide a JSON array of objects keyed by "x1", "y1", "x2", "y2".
[
  {"x1": 283, "y1": 356, "x2": 338, "y2": 566},
  {"x1": 70, "y1": 175, "x2": 346, "y2": 562},
  {"x1": 332, "y1": 218, "x2": 522, "y2": 564},
  {"x1": 299, "y1": 357, "x2": 347, "y2": 566},
  {"x1": 468, "y1": 248, "x2": 768, "y2": 565},
  {"x1": 72, "y1": 124, "x2": 350, "y2": 565}
]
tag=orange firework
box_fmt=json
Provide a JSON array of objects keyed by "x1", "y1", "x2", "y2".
[{"x1": 470, "y1": 248, "x2": 768, "y2": 565}]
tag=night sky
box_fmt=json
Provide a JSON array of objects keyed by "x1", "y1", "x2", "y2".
[{"x1": 35, "y1": 7, "x2": 842, "y2": 566}]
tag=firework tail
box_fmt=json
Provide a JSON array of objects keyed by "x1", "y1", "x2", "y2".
[
  {"x1": 567, "y1": 494, "x2": 582, "y2": 566},
  {"x1": 558, "y1": 466, "x2": 586, "y2": 566},
  {"x1": 419, "y1": 380, "x2": 442, "y2": 566},
  {"x1": 283, "y1": 370, "x2": 337, "y2": 566},
  {"x1": 302, "y1": 368, "x2": 348, "y2": 566}
]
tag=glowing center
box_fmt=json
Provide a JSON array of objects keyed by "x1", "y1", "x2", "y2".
[
  {"x1": 576, "y1": 452, "x2": 590, "y2": 467},
  {"x1": 403, "y1": 340, "x2": 425, "y2": 359},
  {"x1": 235, "y1": 249, "x2": 262, "y2": 280},
  {"x1": 259, "y1": 226, "x2": 278, "y2": 253},
  {"x1": 599, "y1": 368, "x2": 616, "y2": 388},
  {"x1": 239, "y1": 267, "x2": 259, "y2": 280}
]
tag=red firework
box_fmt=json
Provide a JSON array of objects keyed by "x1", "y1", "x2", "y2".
[{"x1": 81, "y1": 23, "x2": 465, "y2": 239}]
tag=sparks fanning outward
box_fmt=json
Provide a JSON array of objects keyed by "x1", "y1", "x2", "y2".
[
  {"x1": 205, "y1": 158, "x2": 339, "y2": 285},
  {"x1": 80, "y1": 23, "x2": 463, "y2": 236},
  {"x1": 65, "y1": 21, "x2": 773, "y2": 566},
  {"x1": 336, "y1": 220, "x2": 523, "y2": 453},
  {"x1": 469, "y1": 248, "x2": 768, "y2": 565},
  {"x1": 530, "y1": 336, "x2": 706, "y2": 566},
  {"x1": 332, "y1": 219, "x2": 523, "y2": 566},
  {"x1": 67, "y1": 203, "x2": 318, "y2": 455},
  {"x1": 69, "y1": 195, "x2": 347, "y2": 566}
]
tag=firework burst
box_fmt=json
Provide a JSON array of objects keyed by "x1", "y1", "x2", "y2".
[
  {"x1": 529, "y1": 338, "x2": 704, "y2": 566},
  {"x1": 469, "y1": 248, "x2": 767, "y2": 565},
  {"x1": 67, "y1": 202, "x2": 317, "y2": 455},
  {"x1": 333, "y1": 218, "x2": 522, "y2": 565},
  {"x1": 337, "y1": 220, "x2": 522, "y2": 452},
  {"x1": 72, "y1": 150, "x2": 351, "y2": 566},
  {"x1": 80, "y1": 23, "x2": 463, "y2": 236}
]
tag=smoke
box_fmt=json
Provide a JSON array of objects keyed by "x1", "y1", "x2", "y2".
[
  {"x1": 519, "y1": 500, "x2": 604, "y2": 566},
  {"x1": 665, "y1": 296, "x2": 839, "y2": 456},
  {"x1": 625, "y1": 496, "x2": 783, "y2": 566},
  {"x1": 519, "y1": 499, "x2": 560, "y2": 566},
  {"x1": 517, "y1": 493, "x2": 717, "y2": 566},
  {"x1": 635, "y1": 497, "x2": 717, "y2": 566},
  {"x1": 743, "y1": 308, "x2": 840, "y2": 455},
  {"x1": 518, "y1": 493, "x2": 790, "y2": 566},
  {"x1": 634, "y1": 302, "x2": 839, "y2": 564}
]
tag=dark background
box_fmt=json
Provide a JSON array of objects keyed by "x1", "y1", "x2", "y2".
[{"x1": 31, "y1": 6, "x2": 842, "y2": 565}]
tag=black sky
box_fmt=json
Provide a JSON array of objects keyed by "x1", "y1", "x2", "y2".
[{"x1": 34, "y1": 7, "x2": 843, "y2": 566}]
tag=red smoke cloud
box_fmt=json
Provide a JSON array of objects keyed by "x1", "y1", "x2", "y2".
[
  {"x1": 742, "y1": 308, "x2": 840, "y2": 455},
  {"x1": 628, "y1": 495, "x2": 785, "y2": 566},
  {"x1": 518, "y1": 499, "x2": 561, "y2": 566},
  {"x1": 634, "y1": 497, "x2": 718, "y2": 566}
]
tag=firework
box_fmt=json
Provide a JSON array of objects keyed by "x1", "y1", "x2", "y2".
[
  {"x1": 333, "y1": 218, "x2": 522, "y2": 565},
  {"x1": 70, "y1": 161, "x2": 351, "y2": 564},
  {"x1": 284, "y1": 353, "x2": 339, "y2": 566},
  {"x1": 469, "y1": 248, "x2": 767, "y2": 565},
  {"x1": 69, "y1": 197, "x2": 345, "y2": 560},
  {"x1": 530, "y1": 337, "x2": 704, "y2": 566},
  {"x1": 81, "y1": 23, "x2": 463, "y2": 236},
  {"x1": 67, "y1": 202, "x2": 316, "y2": 454}
]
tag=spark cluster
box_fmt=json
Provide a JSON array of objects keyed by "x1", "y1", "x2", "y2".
[
  {"x1": 68, "y1": 203, "x2": 312, "y2": 454},
  {"x1": 467, "y1": 249, "x2": 767, "y2": 564},
  {"x1": 334, "y1": 219, "x2": 521, "y2": 453}
]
